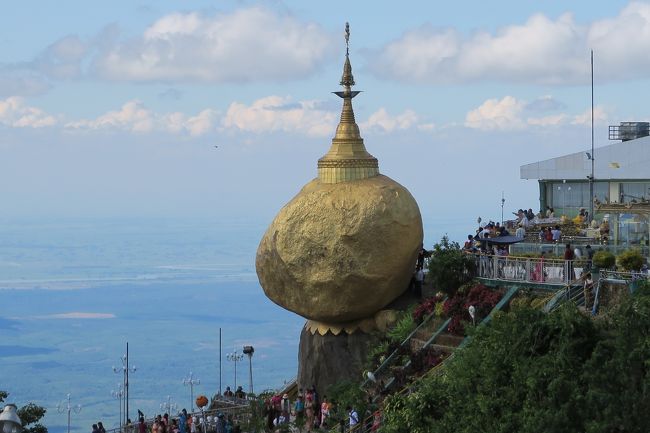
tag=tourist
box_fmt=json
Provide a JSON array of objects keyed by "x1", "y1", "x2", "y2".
[
  {"x1": 515, "y1": 224, "x2": 525, "y2": 238},
  {"x1": 294, "y1": 395, "x2": 305, "y2": 427},
  {"x1": 574, "y1": 245, "x2": 582, "y2": 259},
  {"x1": 92, "y1": 424, "x2": 99, "y2": 433},
  {"x1": 414, "y1": 267, "x2": 424, "y2": 297},
  {"x1": 545, "y1": 227, "x2": 553, "y2": 242},
  {"x1": 223, "y1": 386, "x2": 234, "y2": 398},
  {"x1": 179, "y1": 410, "x2": 188, "y2": 433},
  {"x1": 98, "y1": 422, "x2": 106, "y2": 433},
  {"x1": 138, "y1": 417, "x2": 147, "y2": 433},
  {"x1": 170, "y1": 420, "x2": 179, "y2": 433},
  {"x1": 152, "y1": 419, "x2": 160, "y2": 433},
  {"x1": 320, "y1": 396, "x2": 330, "y2": 428},
  {"x1": 552, "y1": 225, "x2": 562, "y2": 242},
  {"x1": 305, "y1": 395, "x2": 315, "y2": 431},
  {"x1": 234, "y1": 386, "x2": 245, "y2": 399},
  {"x1": 463, "y1": 234, "x2": 475, "y2": 252},
  {"x1": 533, "y1": 251, "x2": 545, "y2": 282},
  {"x1": 281, "y1": 394, "x2": 291, "y2": 424},
  {"x1": 346, "y1": 406, "x2": 359, "y2": 432},
  {"x1": 546, "y1": 206, "x2": 555, "y2": 218},
  {"x1": 526, "y1": 208, "x2": 535, "y2": 220},
  {"x1": 215, "y1": 414, "x2": 225, "y2": 433},
  {"x1": 585, "y1": 245, "x2": 594, "y2": 270},
  {"x1": 564, "y1": 243, "x2": 575, "y2": 280},
  {"x1": 163, "y1": 414, "x2": 169, "y2": 427}
]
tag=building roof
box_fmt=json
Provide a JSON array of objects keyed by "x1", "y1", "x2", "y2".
[{"x1": 520, "y1": 135, "x2": 650, "y2": 181}]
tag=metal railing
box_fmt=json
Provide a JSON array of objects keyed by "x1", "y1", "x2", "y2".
[
  {"x1": 105, "y1": 403, "x2": 251, "y2": 433},
  {"x1": 473, "y1": 255, "x2": 583, "y2": 286}
]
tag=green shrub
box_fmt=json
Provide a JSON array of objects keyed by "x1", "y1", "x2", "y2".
[
  {"x1": 427, "y1": 236, "x2": 473, "y2": 294},
  {"x1": 593, "y1": 250, "x2": 615, "y2": 268},
  {"x1": 387, "y1": 310, "x2": 416, "y2": 343},
  {"x1": 617, "y1": 249, "x2": 645, "y2": 271}
]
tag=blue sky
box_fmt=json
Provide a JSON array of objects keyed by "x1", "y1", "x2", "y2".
[{"x1": 2, "y1": 0, "x2": 650, "y2": 227}]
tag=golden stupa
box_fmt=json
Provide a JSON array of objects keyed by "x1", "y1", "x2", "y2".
[{"x1": 256, "y1": 24, "x2": 423, "y2": 329}]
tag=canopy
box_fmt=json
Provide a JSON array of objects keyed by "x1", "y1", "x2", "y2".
[{"x1": 474, "y1": 235, "x2": 524, "y2": 245}]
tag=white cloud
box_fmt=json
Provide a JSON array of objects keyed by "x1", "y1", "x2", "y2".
[
  {"x1": 465, "y1": 95, "x2": 609, "y2": 130},
  {"x1": 66, "y1": 100, "x2": 155, "y2": 132},
  {"x1": 94, "y1": 8, "x2": 336, "y2": 83},
  {"x1": 0, "y1": 96, "x2": 57, "y2": 128},
  {"x1": 361, "y1": 108, "x2": 420, "y2": 133},
  {"x1": 465, "y1": 96, "x2": 525, "y2": 130},
  {"x1": 221, "y1": 95, "x2": 337, "y2": 136},
  {"x1": 65, "y1": 100, "x2": 219, "y2": 135},
  {"x1": 369, "y1": 2, "x2": 650, "y2": 85},
  {"x1": 571, "y1": 106, "x2": 608, "y2": 125},
  {"x1": 35, "y1": 35, "x2": 89, "y2": 80}
]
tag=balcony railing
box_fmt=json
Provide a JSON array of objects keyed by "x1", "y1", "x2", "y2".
[{"x1": 472, "y1": 255, "x2": 583, "y2": 286}]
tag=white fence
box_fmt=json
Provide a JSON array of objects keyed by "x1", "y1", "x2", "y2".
[{"x1": 473, "y1": 255, "x2": 583, "y2": 285}]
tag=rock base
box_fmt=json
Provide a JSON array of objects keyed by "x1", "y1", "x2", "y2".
[{"x1": 297, "y1": 322, "x2": 379, "y2": 395}]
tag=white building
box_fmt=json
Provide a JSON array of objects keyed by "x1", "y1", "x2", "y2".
[{"x1": 520, "y1": 122, "x2": 650, "y2": 248}]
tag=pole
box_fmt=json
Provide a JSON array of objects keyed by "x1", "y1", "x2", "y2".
[
  {"x1": 248, "y1": 356, "x2": 253, "y2": 395},
  {"x1": 234, "y1": 358, "x2": 237, "y2": 391},
  {"x1": 126, "y1": 342, "x2": 129, "y2": 426},
  {"x1": 219, "y1": 328, "x2": 222, "y2": 395},
  {"x1": 590, "y1": 49, "x2": 595, "y2": 221}
]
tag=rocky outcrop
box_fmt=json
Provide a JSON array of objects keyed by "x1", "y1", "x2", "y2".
[{"x1": 297, "y1": 324, "x2": 379, "y2": 394}]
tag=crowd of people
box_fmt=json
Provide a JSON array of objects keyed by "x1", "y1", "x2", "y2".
[{"x1": 263, "y1": 387, "x2": 379, "y2": 433}]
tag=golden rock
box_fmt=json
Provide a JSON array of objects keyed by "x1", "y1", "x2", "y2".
[
  {"x1": 256, "y1": 25, "x2": 423, "y2": 325},
  {"x1": 256, "y1": 175, "x2": 422, "y2": 323}
]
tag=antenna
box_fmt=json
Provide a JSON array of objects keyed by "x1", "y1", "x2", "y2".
[{"x1": 590, "y1": 50, "x2": 595, "y2": 221}]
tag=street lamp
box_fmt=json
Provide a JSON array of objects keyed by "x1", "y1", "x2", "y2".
[
  {"x1": 111, "y1": 384, "x2": 124, "y2": 430},
  {"x1": 182, "y1": 372, "x2": 201, "y2": 412},
  {"x1": 226, "y1": 349, "x2": 244, "y2": 392},
  {"x1": 0, "y1": 404, "x2": 22, "y2": 433},
  {"x1": 57, "y1": 394, "x2": 81, "y2": 433},
  {"x1": 160, "y1": 396, "x2": 177, "y2": 417},
  {"x1": 500, "y1": 192, "x2": 505, "y2": 225},
  {"x1": 113, "y1": 342, "x2": 136, "y2": 426},
  {"x1": 242, "y1": 345, "x2": 255, "y2": 395}
]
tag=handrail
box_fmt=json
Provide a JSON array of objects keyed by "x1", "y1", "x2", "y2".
[
  {"x1": 361, "y1": 307, "x2": 440, "y2": 388},
  {"x1": 472, "y1": 254, "x2": 586, "y2": 286}
]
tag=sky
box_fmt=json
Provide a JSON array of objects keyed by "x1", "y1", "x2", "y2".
[{"x1": 2, "y1": 0, "x2": 650, "y2": 230}]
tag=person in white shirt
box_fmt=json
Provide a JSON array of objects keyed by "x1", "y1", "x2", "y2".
[{"x1": 346, "y1": 406, "x2": 359, "y2": 431}]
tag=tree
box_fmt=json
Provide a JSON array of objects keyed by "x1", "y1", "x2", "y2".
[
  {"x1": 0, "y1": 392, "x2": 47, "y2": 433},
  {"x1": 381, "y1": 288, "x2": 650, "y2": 433},
  {"x1": 426, "y1": 236, "x2": 473, "y2": 295}
]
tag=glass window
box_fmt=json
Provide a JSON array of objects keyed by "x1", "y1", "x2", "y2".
[{"x1": 620, "y1": 182, "x2": 650, "y2": 203}]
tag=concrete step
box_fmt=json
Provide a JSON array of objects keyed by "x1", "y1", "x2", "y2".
[
  {"x1": 430, "y1": 344, "x2": 457, "y2": 355},
  {"x1": 435, "y1": 333, "x2": 465, "y2": 347}
]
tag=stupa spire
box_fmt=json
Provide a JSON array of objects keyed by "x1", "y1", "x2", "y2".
[{"x1": 317, "y1": 22, "x2": 379, "y2": 184}]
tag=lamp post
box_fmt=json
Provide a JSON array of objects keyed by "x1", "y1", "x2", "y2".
[
  {"x1": 111, "y1": 384, "x2": 124, "y2": 430},
  {"x1": 182, "y1": 372, "x2": 201, "y2": 412},
  {"x1": 0, "y1": 404, "x2": 23, "y2": 433},
  {"x1": 113, "y1": 343, "x2": 136, "y2": 426},
  {"x1": 500, "y1": 192, "x2": 505, "y2": 226},
  {"x1": 226, "y1": 349, "x2": 244, "y2": 392},
  {"x1": 160, "y1": 396, "x2": 177, "y2": 418},
  {"x1": 57, "y1": 394, "x2": 81, "y2": 433},
  {"x1": 242, "y1": 345, "x2": 255, "y2": 395}
]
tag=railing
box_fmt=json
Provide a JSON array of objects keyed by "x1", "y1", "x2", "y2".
[
  {"x1": 361, "y1": 308, "x2": 439, "y2": 388},
  {"x1": 106, "y1": 403, "x2": 251, "y2": 433},
  {"x1": 473, "y1": 255, "x2": 583, "y2": 286}
]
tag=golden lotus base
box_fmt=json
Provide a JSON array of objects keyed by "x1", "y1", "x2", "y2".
[{"x1": 305, "y1": 309, "x2": 398, "y2": 336}]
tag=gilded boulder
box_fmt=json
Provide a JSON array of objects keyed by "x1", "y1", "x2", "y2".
[{"x1": 256, "y1": 174, "x2": 422, "y2": 323}]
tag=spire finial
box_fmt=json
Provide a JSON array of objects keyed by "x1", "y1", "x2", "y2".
[
  {"x1": 317, "y1": 22, "x2": 379, "y2": 184},
  {"x1": 345, "y1": 22, "x2": 350, "y2": 56}
]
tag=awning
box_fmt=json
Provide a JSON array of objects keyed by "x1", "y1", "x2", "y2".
[{"x1": 474, "y1": 235, "x2": 525, "y2": 245}]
